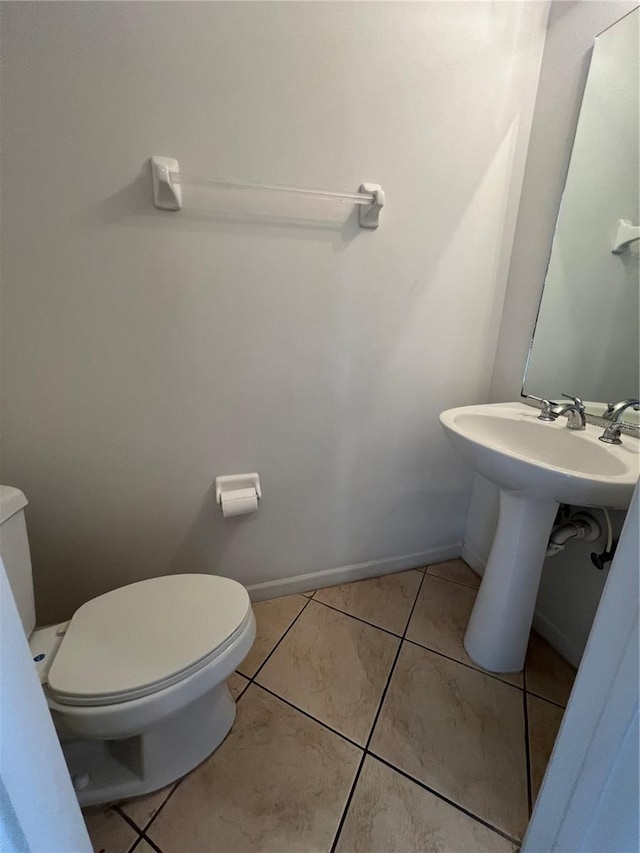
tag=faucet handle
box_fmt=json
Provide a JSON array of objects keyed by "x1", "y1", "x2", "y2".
[
  {"x1": 561, "y1": 393, "x2": 585, "y2": 410},
  {"x1": 599, "y1": 423, "x2": 623, "y2": 445},
  {"x1": 526, "y1": 394, "x2": 556, "y2": 422}
]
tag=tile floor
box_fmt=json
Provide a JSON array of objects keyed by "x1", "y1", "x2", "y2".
[{"x1": 84, "y1": 559, "x2": 576, "y2": 853}]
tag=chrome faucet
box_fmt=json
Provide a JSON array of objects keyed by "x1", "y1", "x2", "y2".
[
  {"x1": 602, "y1": 399, "x2": 640, "y2": 422},
  {"x1": 599, "y1": 399, "x2": 640, "y2": 445},
  {"x1": 526, "y1": 393, "x2": 586, "y2": 429},
  {"x1": 548, "y1": 394, "x2": 587, "y2": 430}
]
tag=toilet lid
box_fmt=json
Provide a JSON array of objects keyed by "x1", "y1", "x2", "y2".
[{"x1": 47, "y1": 574, "x2": 251, "y2": 706}]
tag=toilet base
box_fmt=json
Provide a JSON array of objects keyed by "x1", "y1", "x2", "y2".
[{"x1": 61, "y1": 681, "x2": 236, "y2": 807}]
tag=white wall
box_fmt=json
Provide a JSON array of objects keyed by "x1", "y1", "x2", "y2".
[
  {"x1": 465, "y1": 0, "x2": 638, "y2": 667},
  {"x1": 0, "y1": 1, "x2": 548, "y2": 624}
]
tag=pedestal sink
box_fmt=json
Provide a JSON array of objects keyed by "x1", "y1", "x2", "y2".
[{"x1": 440, "y1": 402, "x2": 639, "y2": 673}]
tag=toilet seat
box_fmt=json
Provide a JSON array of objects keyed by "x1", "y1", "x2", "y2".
[{"x1": 47, "y1": 574, "x2": 251, "y2": 707}]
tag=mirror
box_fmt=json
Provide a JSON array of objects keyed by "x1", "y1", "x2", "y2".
[{"x1": 522, "y1": 8, "x2": 639, "y2": 416}]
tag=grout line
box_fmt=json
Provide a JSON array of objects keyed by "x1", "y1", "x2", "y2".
[
  {"x1": 253, "y1": 682, "x2": 363, "y2": 751},
  {"x1": 138, "y1": 833, "x2": 164, "y2": 852},
  {"x1": 309, "y1": 596, "x2": 404, "y2": 639},
  {"x1": 424, "y1": 570, "x2": 482, "y2": 592},
  {"x1": 309, "y1": 563, "x2": 431, "y2": 637},
  {"x1": 403, "y1": 570, "x2": 428, "y2": 633},
  {"x1": 523, "y1": 668, "x2": 533, "y2": 816},
  {"x1": 248, "y1": 595, "x2": 314, "y2": 682},
  {"x1": 142, "y1": 665, "x2": 266, "y2": 838},
  {"x1": 232, "y1": 671, "x2": 251, "y2": 701},
  {"x1": 365, "y1": 570, "x2": 427, "y2": 751},
  {"x1": 524, "y1": 688, "x2": 567, "y2": 710},
  {"x1": 116, "y1": 806, "x2": 145, "y2": 834},
  {"x1": 329, "y1": 751, "x2": 367, "y2": 853},
  {"x1": 127, "y1": 836, "x2": 144, "y2": 853},
  {"x1": 126, "y1": 603, "x2": 289, "y2": 843},
  {"x1": 122, "y1": 778, "x2": 182, "y2": 839},
  {"x1": 368, "y1": 752, "x2": 522, "y2": 847},
  {"x1": 364, "y1": 638, "x2": 404, "y2": 752},
  {"x1": 403, "y1": 637, "x2": 524, "y2": 691},
  {"x1": 140, "y1": 662, "x2": 264, "y2": 837},
  {"x1": 330, "y1": 570, "x2": 427, "y2": 852},
  {"x1": 142, "y1": 781, "x2": 182, "y2": 834}
]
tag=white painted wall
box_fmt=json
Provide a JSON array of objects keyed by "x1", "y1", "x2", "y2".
[
  {"x1": 0, "y1": 1, "x2": 548, "y2": 624},
  {"x1": 465, "y1": 0, "x2": 638, "y2": 667}
]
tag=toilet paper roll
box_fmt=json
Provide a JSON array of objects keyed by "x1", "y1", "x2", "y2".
[{"x1": 220, "y1": 487, "x2": 259, "y2": 518}]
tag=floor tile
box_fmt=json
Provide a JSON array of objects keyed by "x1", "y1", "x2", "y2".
[
  {"x1": 227, "y1": 671, "x2": 250, "y2": 699},
  {"x1": 119, "y1": 786, "x2": 175, "y2": 831},
  {"x1": 336, "y1": 755, "x2": 516, "y2": 853},
  {"x1": 302, "y1": 590, "x2": 316, "y2": 598},
  {"x1": 257, "y1": 600, "x2": 399, "y2": 744},
  {"x1": 147, "y1": 684, "x2": 361, "y2": 853},
  {"x1": 313, "y1": 569, "x2": 422, "y2": 634},
  {"x1": 427, "y1": 558, "x2": 481, "y2": 589},
  {"x1": 525, "y1": 631, "x2": 576, "y2": 706},
  {"x1": 527, "y1": 694, "x2": 565, "y2": 803},
  {"x1": 83, "y1": 806, "x2": 138, "y2": 853},
  {"x1": 406, "y1": 575, "x2": 523, "y2": 688},
  {"x1": 370, "y1": 642, "x2": 528, "y2": 840},
  {"x1": 238, "y1": 594, "x2": 307, "y2": 677},
  {"x1": 132, "y1": 841, "x2": 159, "y2": 853}
]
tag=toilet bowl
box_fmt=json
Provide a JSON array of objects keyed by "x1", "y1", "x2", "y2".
[{"x1": 0, "y1": 485, "x2": 256, "y2": 807}]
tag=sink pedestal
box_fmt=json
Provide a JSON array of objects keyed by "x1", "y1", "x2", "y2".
[
  {"x1": 441, "y1": 401, "x2": 638, "y2": 673},
  {"x1": 463, "y1": 491, "x2": 559, "y2": 673}
]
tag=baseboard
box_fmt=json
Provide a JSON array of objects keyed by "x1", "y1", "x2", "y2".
[
  {"x1": 531, "y1": 611, "x2": 582, "y2": 669},
  {"x1": 461, "y1": 540, "x2": 582, "y2": 667},
  {"x1": 460, "y1": 542, "x2": 487, "y2": 577},
  {"x1": 246, "y1": 542, "x2": 463, "y2": 602}
]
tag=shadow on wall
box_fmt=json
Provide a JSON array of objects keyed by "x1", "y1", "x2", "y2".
[
  {"x1": 81, "y1": 165, "x2": 364, "y2": 251},
  {"x1": 169, "y1": 485, "x2": 255, "y2": 578}
]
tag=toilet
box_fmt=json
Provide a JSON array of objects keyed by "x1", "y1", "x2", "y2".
[{"x1": 0, "y1": 485, "x2": 256, "y2": 807}]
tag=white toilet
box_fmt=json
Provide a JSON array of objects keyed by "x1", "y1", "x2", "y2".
[{"x1": 0, "y1": 485, "x2": 256, "y2": 807}]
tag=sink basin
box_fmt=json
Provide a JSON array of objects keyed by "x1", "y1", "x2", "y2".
[
  {"x1": 440, "y1": 402, "x2": 639, "y2": 674},
  {"x1": 440, "y1": 402, "x2": 638, "y2": 508}
]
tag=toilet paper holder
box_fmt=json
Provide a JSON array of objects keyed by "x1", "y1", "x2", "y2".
[{"x1": 215, "y1": 473, "x2": 262, "y2": 508}]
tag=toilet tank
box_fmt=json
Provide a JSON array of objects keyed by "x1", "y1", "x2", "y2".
[{"x1": 0, "y1": 486, "x2": 36, "y2": 636}]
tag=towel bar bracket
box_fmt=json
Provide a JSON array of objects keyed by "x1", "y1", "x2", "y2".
[
  {"x1": 612, "y1": 219, "x2": 640, "y2": 254},
  {"x1": 358, "y1": 183, "x2": 385, "y2": 229},
  {"x1": 151, "y1": 156, "x2": 182, "y2": 211}
]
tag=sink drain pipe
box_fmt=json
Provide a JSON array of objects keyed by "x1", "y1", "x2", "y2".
[{"x1": 545, "y1": 511, "x2": 602, "y2": 558}]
